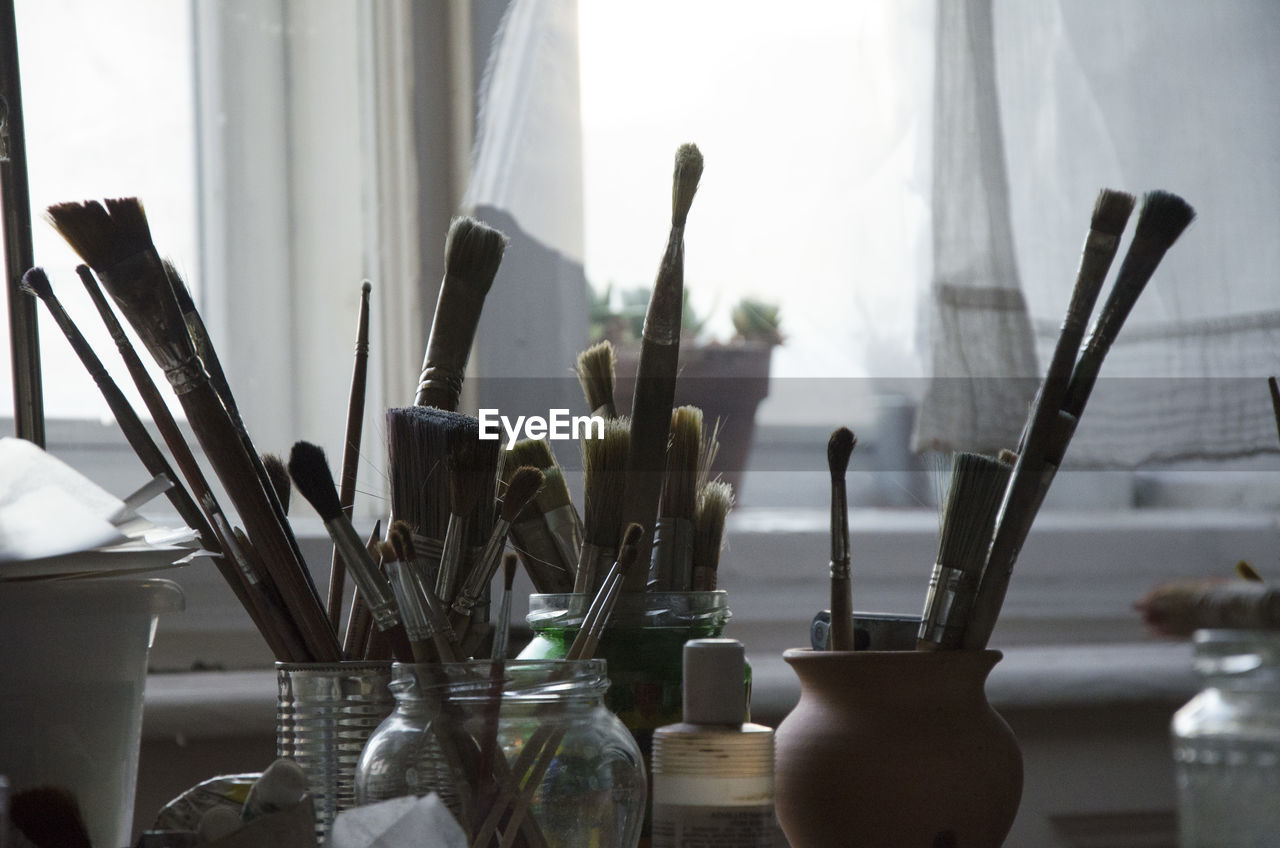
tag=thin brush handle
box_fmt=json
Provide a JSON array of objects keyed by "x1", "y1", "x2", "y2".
[
  {"x1": 328, "y1": 281, "x2": 372, "y2": 628},
  {"x1": 435, "y1": 513, "x2": 470, "y2": 604},
  {"x1": 1, "y1": 0, "x2": 45, "y2": 446},
  {"x1": 829, "y1": 477, "x2": 854, "y2": 651},
  {"x1": 344, "y1": 590, "x2": 372, "y2": 657},
  {"x1": 25, "y1": 278, "x2": 215, "y2": 546},
  {"x1": 224, "y1": 523, "x2": 309, "y2": 662},
  {"x1": 491, "y1": 585, "x2": 514, "y2": 662},
  {"x1": 452, "y1": 518, "x2": 512, "y2": 626}
]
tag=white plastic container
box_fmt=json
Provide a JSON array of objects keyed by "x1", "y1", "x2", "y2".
[{"x1": 0, "y1": 577, "x2": 183, "y2": 848}]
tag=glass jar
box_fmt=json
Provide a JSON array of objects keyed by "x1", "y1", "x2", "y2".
[
  {"x1": 356, "y1": 660, "x2": 646, "y2": 848},
  {"x1": 1172, "y1": 630, "x2": 1280, "y2": 847}
]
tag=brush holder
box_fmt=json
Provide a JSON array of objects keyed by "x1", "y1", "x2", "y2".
[
  {"x1": 1172, "y1": 629, "x2": 1280, "y2": 846},
  {"x1": 774, "y1": 648, "x2": 1022, "y2": 847},
  {"x1": 355, "y1": 660, "x2": 645, "y2": 847},
  {"x1": 275, "y1": 661, "x2": 394, "y2": 840}
]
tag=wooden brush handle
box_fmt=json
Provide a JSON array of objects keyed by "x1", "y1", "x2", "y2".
[{"x1": 413, "y1": 275, "x2": 490, "y2": 410}]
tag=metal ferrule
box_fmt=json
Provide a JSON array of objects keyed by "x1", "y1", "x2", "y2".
[
  {"x1": 544, "y1": 504, "x2": 583, "y2": 572},
  {"x1": 386, "y1": 561, "x2": 431, "y2": 642},
  {"x1": 649, "y1": 517, "x2": 694, "y2": 590},
  {"x1": 917, "y1": 562, "x2": 973, "y2": 647},
  {"x1": 434, "y1": 515, "x2": 470, "y2": 603},
  {"x1": 830, "y1": 480, "x2": 850, "y2": 577},
  {"x1": 413, "y1": 369, "x2": 463, "y2": 406},
  {"x1": 410, "y1": 533, "x2": 444, "y2": 589},
  {"x1": 453, "y1": 518, "x2": 512, "y2": 616},
  {"x1": 328, "y1": 518, "x2": 399, "y2": 630}
]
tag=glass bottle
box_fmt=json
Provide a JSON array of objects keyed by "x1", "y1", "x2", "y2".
[
  {"x1": 356, "y1": 660, "x2": 646, "y2": 848},
  {"x1": 1172, "y1": 630, "x2": 1280, "y2": 847}
]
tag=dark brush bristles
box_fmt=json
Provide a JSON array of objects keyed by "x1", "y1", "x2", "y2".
[
  {"x1": 616, "y1": 522, "x2": 645, "y2": 575},
  {"x1": 389, "y1": 519, "x2": 416, "y2": 564},
  {"x1": 502, "y1": 465, "x2": 545, "y2": 523},
  {"x1": 468, "y1": 436, "x2": 502, "y2": 547},
  {"x1": 163, "y1": 257, "x2": 197, "y2": 313},
  {"x1": 696, "y1": 414, "x2": 722, "y2": 492},
  {"x1": 447, "y1": 441, "x2": 486, "y2": 519},
  {"x1": 661, "y1": 405, "x2": 702, "y2": 522},
  {"x1": 576, "y1": 340, "x2": 617, "y2": 417},
  {"x1": 505, "y1": 437, "x2": 558, "y2": 473},
  {"x1": 828, "y1": 427, "x2": 856, "y2": 480},
  {"x1": 261, "y1": 452, "x2": 291, "y2": 515},
  {"x1": 533, "y1": 465, "x2": 573, "y2": 513},
  {"x1": 10, "y1": 786, "x2": 92, "y2": 848},
  {"x1": 672, "y1": 143, "x2": 704, "y2": 228},
  {"x1": 386, "y1": 406, "x2": 478, "y2": 539},
  {"x1": 503, "y1": 551, "x2": 519, "y2": 592},
  {"x1": 46, "y1": 198, "x2": 153, "y2": 269},
  {"x1": 1133, "y1": 190, "x2": 1196, "y2": 244},
  {"x1": 444, "y1": 216, "x2": 508, "y2": 293},
  {"x1": 582, "y1": 417, "x2": 631, "y2": 547},
  {"x1": 17, "y1": 266, "x2": 52, "y2": 299},
  {"x1": 287, "y1": 441, "x2": 343, "y2": 521},
  {"x1": 1091, "y1": 189, "x2": 1137, "y2": 237},
  {"x1": 1236, "y1": 560, "x2": 1263, "y2": 582},
  {"x1": 692, "y1": 480, "x2": 734, "y2": 586}
]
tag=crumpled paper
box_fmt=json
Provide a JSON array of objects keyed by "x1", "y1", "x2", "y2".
[{"x1": 324, "y1": 795, "x2": 466, "y2": 848}]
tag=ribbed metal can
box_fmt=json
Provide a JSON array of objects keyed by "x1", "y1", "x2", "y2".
[{"x1": 275, "y1": 661, "x2": 394, "y2": 839}]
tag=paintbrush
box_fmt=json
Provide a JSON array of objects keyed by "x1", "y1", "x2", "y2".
[
  {"x1": 651, "y1": 405, "x2": 702, "y2": 590},
  {"x1": 916, "y1": 452, "x2": 1012, "y2": 650},
  {"x1": 328, "y1": 280, "x2": 373, "y2": 629},
  {"x1": 472, "y1": 524, "x2": 645, "y2": 848},
  {"x1": 20, "y1": 267, "x2": 215, "y2": 546},
  {"x1": 575, "y1": 340, "x2": 617, "y2": 418},
  {"x1": 964, "y1": 190, "x2": 1195, "y2": 650},
  {"x1": 452, "y1": 465, "x2": 544, "y2": 635},
  {"x1": 414, "y1": 216, "x2": 508, "y2": 410},
  {"x1": 389, "y1": 519, "x2": 460, "y2": 661},
  {"x1": 1268, "y1": 377, "x2": 1280, "y2": 446},
  {"x1": 221, "y1": 520, "x2": 309, "y2": 661},
  {"x1": 492, "y1": 552, "x2": 519, "y2": 661},
  {"x1": 827, "y1": 427, "x2": 857, "y2": 651},
  {"x1": 575, "y1": 417, "x2": 631, "y2": 595},
  {"x1": 619, "y1": 143, "x2": 704, "y2": 588},
  {"x1": 691, "y1": 479, "x2": 734, "y2": 591},
  {"x1": 436, "y1": 441, "x2": 485, "y2": 606},
  {"x1": 380, "y1": 540, "x2": 434, "y2": 663},
  {"x1": 1136, "y1": 579, "x2": 1280, "y2": 637},
  {"x1": 288, "y1": 440, "x2": 414, "y2": 662},
  {"x1": 504, "y1": 439, "x2": 581, "y2": 592},
  {"x1": 261, "y1": 452, "x2": 290, "y2": 514},
  {"x1": 342, "y1": 519, "x2": 380, "y2": 658},
  {"x1": 47, "y1": 198, "x2": 340, "y2": 661}
]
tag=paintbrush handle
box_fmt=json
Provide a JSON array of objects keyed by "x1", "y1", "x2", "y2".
[
  {"x1": 453, "y1": 518, "x2": 512, "y2": 620},
  {"x1": 329, "y1": 282, "x2": 372, "y2": 628},
  {"x1": 413, "y1": 273, "x2": 490, "y2": 410},
  {"x1": 224, "y1": 523, "x2": 310, "y2": 662}
]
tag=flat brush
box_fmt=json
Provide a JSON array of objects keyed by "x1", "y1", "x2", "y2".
[
  {"x1": 691, "y1": 479, "x2": 734, "y2": 591},
  {"x1": 651, "y1": 405, "x2": 702, "y2": 590},
  {"x1": 505, "y1": 439, "x2": 581, "y2": 591},
  {"x1": 329, "y1": 280, "x2": 373, "y2": 629},
  {"x1": 964, "y1": 190, "x2": 1195, "y2": 650},
  {"x1": 619, "y1": 143, "x2": 704, "y2": 589},
  {"x1": 827, "y1": 427, "x2": 857, "y2": 651},
  {"x1": 288, "y1": 441, "x2": 414, "y2": 662},
  {"x1": 47, "y1": 198, "x2": 340, "y2": 661},
  {"x1": 916, "y1": 452, "x2": 1012, "y2": 650},
  {"x1": 575, "y1": 417, "x2": 631, "y2": 595},
  {"x1": 575, "y1": 340, "x2": 617, "y2": 418},
  {"x1": 451, "y1": 465, "x2": 544, "y2": 634},
  {"x1": 414, "y1": 216, "x2": 508, "y2": 410},
  {"x1": 20, "y1": 267, "x2": 215, "y2": 547}
]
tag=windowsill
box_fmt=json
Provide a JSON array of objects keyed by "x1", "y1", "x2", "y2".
[{"x1": 141, "y1": 641, "x2": 1198, "y2": 742}]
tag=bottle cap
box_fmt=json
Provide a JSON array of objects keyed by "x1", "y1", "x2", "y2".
[{"x1": 683, "y1": 638, "x2": 745, "y2": 725}]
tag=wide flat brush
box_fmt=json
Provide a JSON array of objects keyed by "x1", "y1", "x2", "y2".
[
  {"x1": 47, "y1": 198, "x2": 340, "y2": 661},
  {"x1": 575, "y1": 340, "x2": 617, "y2": 418},
  {"x1": 328, "y1": 280, "x2": 373, "y2": 629},
  {"x1": 619, "y1": 144, "x2": 704, "y2": 589},
  {"x1": 965, "y1": 190, "x2": 1195, "y2": 649},
  {"x1": 691, "y1": 479, "x2": 734, "y2": 591},
  {"x1": 827, "y1": 427, "x2": 856, "y2": 651},
  {"x1": 575, "y1": 417, "x2": 631, "y2": 595},
  {"x1": 916, "y1": 452, "x2": 1012, "y2": 650},
  {"x1": 505, "y1": 439, "x2": 580, "y2": 592},
  {"x1": 414, "y1": 217, "x2": 508, "y2": 410},
  {"x1": 287, "y1": 440, "x2": 414, "y2": 662},
  {"x1": 650, "y1": 405, "x2": 702, "y2": 590}
]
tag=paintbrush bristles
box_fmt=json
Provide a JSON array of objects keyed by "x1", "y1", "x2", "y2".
[
  {"x1": 582, "y1": 417, "x2": 631, "y2": 546},
  {"x1": 1091, "y1": 189, "x2": 1136, "y2": 237},
  {"x1": 672, "y1": 143, "x2": 704, "y2": 228},
  {"x1": 828, "y1": 427, "x2": 856, "y2": 481},
  {"x1": 1133, "y1": 190, "x2": 1196, "y2": 244},
  {"x1": 46, "y1": 198, "x2": 152, "y2": 268},
  {"x1": 576, "y1": 340, "x2": 618, "y2": 418},
  {"x1": 443, "y1": 216, "x2": 508, "y2": 292},
  {"x1": 503, "y1": 552, "x2": 519, "y2": 591},
  {"x1": 661, "y1": 406, "x2": 702, "y2": 521},
  {"x1": 287, "y1": 441, "x2": 343, "y2": 520},
  {"x1": 390, "y1": 520, "x2": 416, "y2": 564},
  {"x1": 262, "y1": 453, "x2": 291, "y2": 514},
  {"x1": 533, "y1": 466, "x2": 573, "y2": 513},
  {"x1": 692, "y1": 480, "x2": 734, "y2": 588},
  {"x1": 935, "y1": 453, "x2": 1011, "y2": 571},
  {"x1": 448, "y1": 442, "x2": 485, "y2": 517},
  {"x1": 505, "y1": 438, "x2": 558, "y2": 475},
  {"x1": 502, "y1": 466, "x2": 546, "y2": 523}
]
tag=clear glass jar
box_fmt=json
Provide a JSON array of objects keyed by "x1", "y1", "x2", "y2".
[
  {"x1": 1172, "y1": 630, "x2": 1280, "y2": 847},
  {"x1": 355, "y1": 660, "x2": 646, "y2": 848}
]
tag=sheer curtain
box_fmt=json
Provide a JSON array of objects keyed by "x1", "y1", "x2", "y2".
[{"x1": 915, "y1": 0, "x2": 1280, "y2": 466}]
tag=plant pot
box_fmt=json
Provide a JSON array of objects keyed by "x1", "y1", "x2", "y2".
[
  {"x1": 613, "y1": 341, "x2": 773, "y2": 495},
  {"x1": 774, "y1": 648, "x2": 1022, "y2": 847}
]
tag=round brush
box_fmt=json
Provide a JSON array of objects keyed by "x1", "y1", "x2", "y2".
[
  {"x1": 651, "y1": 405, "x2": 702, "y2": 590},
  {"x1": 827, "y1": 427, "x2": 856, "y2": 651}
]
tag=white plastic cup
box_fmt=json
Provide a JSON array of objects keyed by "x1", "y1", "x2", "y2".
[{"x1": 0, "y1": 578, "x2": 183, "y2": 848}]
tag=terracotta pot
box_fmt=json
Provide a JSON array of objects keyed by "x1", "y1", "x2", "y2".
[{"x1": 774, "y1": 648, "x2": 1022, "y2": 848}]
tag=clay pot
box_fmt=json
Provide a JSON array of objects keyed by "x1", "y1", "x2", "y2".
[{"x1": 774, "y1": 648, "x2": 1022, "y2": 848}]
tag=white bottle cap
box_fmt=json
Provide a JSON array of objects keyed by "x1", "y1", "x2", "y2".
[{"x1": 683, "y1": 638, "x2": 746, "y2": 725}]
